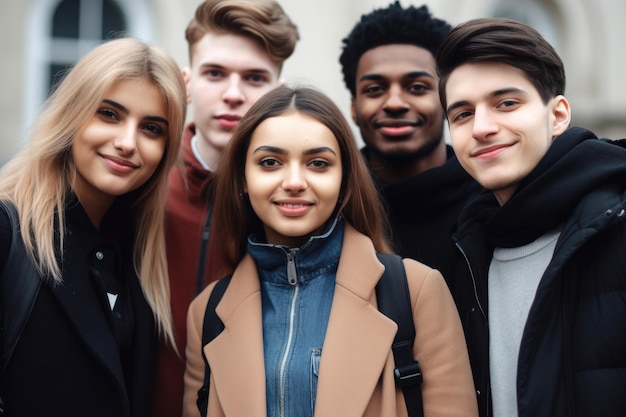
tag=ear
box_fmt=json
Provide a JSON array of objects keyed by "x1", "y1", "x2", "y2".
[
  {"x1": 350, "y1": 98, "x2": 358, "y2": 126},
  {"x1": 181, "y1": 67, "x2": 193, "y2": 104},
  {"x1": 550, "y1": 95, "x2": 571, "y2": 137}
]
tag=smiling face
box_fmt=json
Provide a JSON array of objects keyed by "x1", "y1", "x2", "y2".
[
  {"x1": 352, "y1": 44, "x2": 445, "y2": 173},
  {"x1": 244, "y1": 111, "x2": 343, "y2": 247},
  {"x1": 445, "y1": 62, "x2": 570, "y2": 205},
  {"x1": 71, "y1": 78, "x2": 168, "y2": 214},
  {"x1": 184, "y1": 32, "x2": 281, "y2": 168}
]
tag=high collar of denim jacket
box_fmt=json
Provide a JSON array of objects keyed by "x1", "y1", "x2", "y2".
[{"x1": 247, "y1": 217, "x2": 344, "y2": 285}]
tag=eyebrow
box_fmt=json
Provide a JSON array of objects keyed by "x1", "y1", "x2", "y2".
[
  {"x1": 446, "y1": 87, "x2": 528, "y2": 115},
  {"x1": 199, "y1": 63, "x2": 272, "y2": 76},
  {"x1": 358, "y1": 70, "x2": 434, "y2": 83},
  {"x1": 252, "y1": 145, "x2": 337, "y2": 156},
  {"x1": 102, "y1": 99, "x2": 169, "y2": 126}
]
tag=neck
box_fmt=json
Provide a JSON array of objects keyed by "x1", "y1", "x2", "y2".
[
  {"x1": 195, "y1": 132, "x2": 223, "y2": 170},
  {"x1": 78, "y1": 196, "x2": 112, "y2": 230},
  {"x1": 369, "y1": 140, "x2": 447, "y2": 182}
]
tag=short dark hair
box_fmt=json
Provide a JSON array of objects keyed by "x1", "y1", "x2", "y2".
[
  {"x1": 436, "y1": 17, "x2": 566, "y2": 110},
  {"x1": 339, "y1": 1, "x2": 451, "y2": 97}
]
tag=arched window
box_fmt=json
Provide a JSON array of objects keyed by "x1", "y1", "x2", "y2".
[
  {"x1": 48, "y1": 0, "x2": 127, "y2": 93},
  {"x1": 24, "y1": 0, "x2": 153, "y2": 131}
]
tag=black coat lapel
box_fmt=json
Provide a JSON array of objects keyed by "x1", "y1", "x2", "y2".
[{"x1": 52, "y1": 261, "x2": 127, "y2": 394}]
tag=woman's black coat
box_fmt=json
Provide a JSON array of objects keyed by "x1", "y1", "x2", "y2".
[{"x1": 0, "y1": 201, "x2": 157, "y2": 417}]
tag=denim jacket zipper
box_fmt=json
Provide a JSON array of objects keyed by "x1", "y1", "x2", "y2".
[{"x1": 279, "y1": 249, "x2": 299, "y2": 417}]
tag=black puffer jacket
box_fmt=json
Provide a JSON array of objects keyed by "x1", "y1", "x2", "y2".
[{"x1": 451, "y1": 127, "x2": 626, "y2": 417}]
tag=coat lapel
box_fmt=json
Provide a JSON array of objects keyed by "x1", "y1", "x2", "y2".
[
  {"x1": 51, "y1": 268, "x2": 126, "y2": 392},
  {"x1": 314, "y1": 226, "x2": 398, "y2": 416},
  {"x1": 206, "y1": 255, "x2": 267, "y2": 417}
]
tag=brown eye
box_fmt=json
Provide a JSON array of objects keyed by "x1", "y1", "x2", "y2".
[
  {"x1": 309, "y1": 159, "x2": 330, "y2": 169},
  {"x1": 142, "y1": 124, "x2": 165, "y2": 137},
  {"x1": 259, "y1": 157, "x2": 281, "y2": 168},
  {"x1": 97, "y1": 108, "x2": 118, "y2": 120}
]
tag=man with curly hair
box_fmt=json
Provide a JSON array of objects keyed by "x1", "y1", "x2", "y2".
[{"x1": 339, "y1": 2, "x2": 481, "y2": 285}]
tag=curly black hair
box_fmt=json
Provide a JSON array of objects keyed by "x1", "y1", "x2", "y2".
[{"x1": 339, "y1": 1, "x2": 451, "y2": 97}]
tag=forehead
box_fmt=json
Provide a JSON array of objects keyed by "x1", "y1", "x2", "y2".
[
  {"x1": 248, "y1": 112, "x2": 340, "y2": 152},
  {"x1": 445, "y1": 62, "x2": 538, "y2": 103},
  {"x1": 190, "y1": 31, "x2": 281, "y2": 77},
  {"x1": 356, "y1": 44, "x2": 436, "y2": 80},
  {"x1": 105, "y1": 78, "x2": 166, "y2": 116}
]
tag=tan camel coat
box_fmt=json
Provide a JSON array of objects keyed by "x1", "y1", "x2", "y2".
[{"x1": 183, "y1": 225, "x2": 478, "y2": 417}]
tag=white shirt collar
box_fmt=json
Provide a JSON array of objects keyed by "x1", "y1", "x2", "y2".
[{"x1": 190, "y1": 135, "x2": 212, "y2": 171}]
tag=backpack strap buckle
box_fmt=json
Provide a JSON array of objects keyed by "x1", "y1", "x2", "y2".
[{"x1": 394, "y1": 361, "x2": 423, "y2": 388}]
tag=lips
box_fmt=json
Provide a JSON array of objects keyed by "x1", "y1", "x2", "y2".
[
  {"x1": 274, "y1": 201, "x2": 313, "y2": 216},
  {"x1": 374, "y1": 119, "x2": 421, "y2": 137},
  {"x1": 216, "y1": 114, "x2": 242, "y2": 130},
  {"x1": 472, "y1": 143, "x2": 512, "y2": 159},
  {"x1": 102, "y1": 155, "x2": 138, "y2": 173}
]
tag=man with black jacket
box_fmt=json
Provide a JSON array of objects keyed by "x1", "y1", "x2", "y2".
[
  {"x1": 339, "y1": 2, "x2": 482, "y2": 285},
  {"x1": 436, "y1": 17, "x2": 626, "y2": 417}
]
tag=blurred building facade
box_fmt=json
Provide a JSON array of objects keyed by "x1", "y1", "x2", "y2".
[{"x1": 1, "y1": 0, "x2": 624, "y2": 163}]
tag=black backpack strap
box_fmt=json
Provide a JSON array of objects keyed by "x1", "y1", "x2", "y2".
[
  {"x1": 195, "y1": 206, "x2": 214, "y2": 295},
  {"x1": 375, "y1": 253, "x2": 424, "y2": 417},
  {"x1": 196, "y1": 274, "x2": 232, "y2": 417},
  {"x1": 0, "y1": 201, "x2": 41, "y2": 413}
]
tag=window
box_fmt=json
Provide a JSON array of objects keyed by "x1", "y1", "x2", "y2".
[
  {"x1": 25, "y1": 0, "x2": 153, "y2": 130},
  {"x1": 48, "y1": 0, "x2": 127, "y2": 93}
]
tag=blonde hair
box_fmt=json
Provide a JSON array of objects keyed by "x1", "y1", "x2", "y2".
[
  {"x1": 185, "y1": 0, "x2": 299, "y2": 68},
  {"x1": 0, "y1": 37, "x2": 187, "y2": 346}
]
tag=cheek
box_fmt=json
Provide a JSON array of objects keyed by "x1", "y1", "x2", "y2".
[
  {"x1": 355, "y1": 99, "x2": 376, "y2": 119},
  {"x1": 191, "y1": 82, "x2": 220, "y2": 103},
  {"x1": 243, "y1": 169, "x2": 268, "y2": 203},
  {"x1": 70, "y1": 130, "x2": 93, "y2": 164},
  {"x1": 142, "y1": 140, "x2": 167, "y2": 171},
  {"x1": 246, "y1": 174, "x2": 275, "y2": 197},
  {"x1": 449, "y1": 133, "x2": 472, "y2": 166},
  {"x1": 70, "y1": 142, "x2": 84, "y2": 171},
  {"x1": 320, "y1": 172, "x2": 343, "y2": 204},
  {"x1": 416, "y1": 95, "x2": 444, "y2": 115}
]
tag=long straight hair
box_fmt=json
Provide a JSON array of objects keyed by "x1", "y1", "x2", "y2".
[
  {"x1": 0, "y1": 38, "x2": 187, "y2": 345},
  {"x1": 212, "y1": 86, "x2": 392, "y2": 269}
]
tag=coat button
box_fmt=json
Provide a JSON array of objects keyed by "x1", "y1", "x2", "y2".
[{"x1": 95, "y1": 251, "x2": 104, "y2": 260}]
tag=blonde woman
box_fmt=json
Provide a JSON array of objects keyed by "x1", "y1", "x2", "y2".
[{"x1": 0, "y1": 38, "x2": 186, "y2": 416}]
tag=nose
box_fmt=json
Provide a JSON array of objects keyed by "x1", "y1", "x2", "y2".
[
  {"x1": 282, "y1": 164, "x2": 307, "y2": 193},
  {"x1": 222, "y1": 73, "x2": 245, "y2": 106},
  {"x1": 472, "y1": 106, "x2": 499, "y2": 140},
  {"x1": 383, "y1": 84, "x2": 409, "y2": 115},
  {"x1": 113, "y1": 125, "x2": 137, "y2": 155}
]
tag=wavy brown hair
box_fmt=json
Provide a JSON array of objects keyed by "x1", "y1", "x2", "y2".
[
  {"x1": 212, "y1": 86, "x2": 392, "y2": 269},
  {"x1": 185, "y1": 0, "x2": 299, "y2": 68}
]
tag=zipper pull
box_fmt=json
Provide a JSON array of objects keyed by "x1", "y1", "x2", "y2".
[{"x1": 287, "y1": 251, "x2": 297, "y2": 286}]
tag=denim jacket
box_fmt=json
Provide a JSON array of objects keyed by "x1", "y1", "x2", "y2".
[{"x1": 247, "y1": 218, "x2": 343, "y2": 417}]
